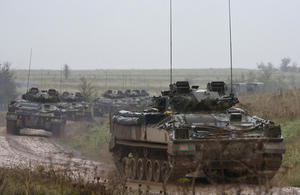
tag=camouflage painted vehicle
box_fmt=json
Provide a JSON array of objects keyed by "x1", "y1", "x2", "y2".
[
  {"x1": 64, "y1": 102, "x2": 92, "y2": 121},
  {"x1": 93, "y1": 97, "x2": 122, "y2": 117},
  {"x1": 126, "y1": 89, "x2": 149, "y2": 97},
  {"x1": 59, "y1": 92, "x2": 93, "y2": 121},
  {"x1": 8, "y1": 88, "x2": 66, "y2": 137},
  {"x1": 60, "y1": 91, "x2": 74, "y2": 102},
  {"x1": 93, "y1": 90, "x2": 151, "y2": 117},
  {"x1": 109, "y1": 81, "x2": 285, "y2": 183},
  {"x1": 103, "y1": 90, "x2": 125, "y2": 99},
  {"x1": 6, "y1": 100, "x2": 66, "y2": 137},
  {"x1": 75, "y1": 92, "x2": 86, "y2": 102}
]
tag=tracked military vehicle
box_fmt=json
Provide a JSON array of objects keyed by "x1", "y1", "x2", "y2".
[
  {"x1": 109, "y1": 81, "x2": 285, "y2": 183},
  {"x1": 6, "y1": 100, "x2": 66, "y2": 137},
  {"x1": 59, "y1": 91, "x2": 93, "y2": 121},
  {"x1": 6, "y1": 88, "x2": 67, "y2": 137},
  {"x1": 93, "y1": 89, "x2": 151, "y2": 117},
  {"x1": 64, "y1": 102, "x2": 92, "y2": 121}
]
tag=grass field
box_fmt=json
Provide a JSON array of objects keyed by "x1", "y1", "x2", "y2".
[{"x1": 14, "y1": 68, "x2": 300, "y2": 98}]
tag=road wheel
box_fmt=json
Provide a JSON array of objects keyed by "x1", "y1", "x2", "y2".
[
  {"x1": 153, "y1": 160, "x2": 161, "y2": 182},
  {"x1": 52, "y1": 124, "x2": 61, "y2": 137},
  {"x1": 130, "y1": 158, "x2": 137, "y2": 179},
  {"x1": 146, "y1": 159, "x2": 153, "y2": 181},
  {"x1": 137, "y1": 158, "x2": 145, "y2": 180},
  {"x1": 161, "y1": 161, "x2": 170, "y2": 183},
  {"x1": 122, "y1": 157, "x2": 130, "y2": 178}
]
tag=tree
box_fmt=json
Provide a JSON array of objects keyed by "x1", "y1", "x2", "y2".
[
  {"x1": 0, "y1": 62, "x2": 18, "y2": 103},
  {"x1": 257, "y1": 62, "x2": 276, "y2": 72},
  {"x1": 290, "y1": 62, "x2": 298, "y2": 73},
  {"x1": 78, "y1": 76, "x2": 95, "y2": 102},
  {"x1": 279, "y1": 57, "x2": 291, "y2": 72},
  {"x1": 63, "y1": 64, "x2": 70, "y2": 79}
]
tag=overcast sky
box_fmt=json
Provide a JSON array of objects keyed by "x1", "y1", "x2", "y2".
[{"x1": 1, "y1": 0, "x2": 299, "y2": 70}]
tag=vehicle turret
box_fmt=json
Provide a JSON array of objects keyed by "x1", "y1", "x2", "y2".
[{"x1": 152, "y1": 81, "x2": 239, "y2": 113}]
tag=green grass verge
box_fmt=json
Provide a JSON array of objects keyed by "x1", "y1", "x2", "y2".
[
  {"x1": 281, "y1": 119, "x2": 300, "y2": 186},
  {"x1": 61, "y1": 119, "x2": 113, "y2": 164}
]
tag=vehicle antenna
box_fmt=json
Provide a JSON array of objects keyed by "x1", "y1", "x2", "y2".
[
  {"x1": 26, "y1": 48, "x2": 32, "y2": 93},
  {"x1": 144, "y1": 73, "x2": 146, "y2": 88},
  {"x1": 124, "y1": 73, "x2": 127, "y2": 90},
  {"x1": 60, "y1": 65, "x2": 62, "y2": 93},
  {"x1": 170, "y1": 0, "x2": 173, "y2": 85},
  {"x1": 228, "y1": 0, "x2": 234, "y2": 97},
  {"x1": 123, "y1": 71, "x2": 125, "y2": 91},
  {"x1": 105, "y1": 70, "x2": 108, "y2": 91},
  {"x1": 41, "y1": 68, "x2": 42, "y2": 89},
  {"x1": 130, "y1": 72, "x2": 132, "y2": 88}
]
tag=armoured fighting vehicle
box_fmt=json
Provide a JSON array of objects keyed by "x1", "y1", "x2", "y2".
[
  {"x1": 6, "y1": 100, "x2": 66, "y2": 137},
  {"x1": 64, "y1": 102, "x2": 92, "y2": 121},
  {"x1": 6, "y1": 88, "x2": 67, "y2": 137},
  {"x1": 59, "y1": 91, "x2": 93, "y2": 121},
  {"x1": 93, "y1": 97, "x2": 122, "y2": 117},
  {"x1": 109, "y1": 81, "x2": 285, "y2": 183},
  {"x1": 93, "y1": 89, "x2": 151, "y2": 117},
  {"x1": 60, "y1": 91, "x2": 73, "y2": 102}
]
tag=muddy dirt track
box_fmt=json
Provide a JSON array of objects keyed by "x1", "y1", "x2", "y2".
[
  {"x1": 0, "y1": 125, "x2": 114, "y2": 181},
  {"x1": 0, "y1": 124, "x2": 300, "y2": 195}
]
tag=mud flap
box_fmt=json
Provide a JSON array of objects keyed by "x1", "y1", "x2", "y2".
[{"x1": 262, "y1": 142, "x2": 286, "y2": 154}]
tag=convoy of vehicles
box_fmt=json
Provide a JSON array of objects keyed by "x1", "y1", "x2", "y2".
[
  {"x1": 109, "y1": 81, "x2": 285, "y2": 183},
  {"x1": 4, "y1": 79, "x2": 285, "y2": 184}
]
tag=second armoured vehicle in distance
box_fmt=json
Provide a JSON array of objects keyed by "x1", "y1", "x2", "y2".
[
  {"x1": 6, "y1": 100, "x2": 66, "y2": 137},
  {"x1": 109, "y1": 81, "x2": 285, "y2": 183},
  {"x1": 93, "y1": 89, "x2": 151, "y2": 117},
  {"x1": 59, "y1": 91, "x2": 93, "y2": 121}
]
